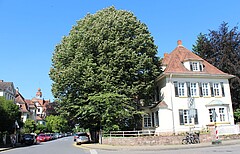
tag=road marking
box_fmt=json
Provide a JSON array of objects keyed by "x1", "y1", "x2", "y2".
[
  {"x1": 73, "y1": 143, "x2": 98, "y2": 154},
  {"x1": 90, "y1": 149, "x2": 98, "y2": 154}
]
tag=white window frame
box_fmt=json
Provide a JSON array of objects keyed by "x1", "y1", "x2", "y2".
[
  {"x1": 179, "y1": 109, "x2": 198, "y2": 125},
  {"x1": 202, "y1": 83, "x2": 209, "y2": 96},
  {"x1": 190, "y1": 83, "x2": 197, "y2": 97},
  {"x1": 183, "y1": 110, "x2": 192, "y2": 124},
  {"x1": 209, "y1": 107, "x2": 227, "y2": 122},
  {"x1": 192, "y1": 62, "x2": 199, "y2": 71},
  {"x1": 178, "y1": 82, "x2": 185, "y2": 97},
  {"x1": 213, "y1": 83, "x2": 221, "y2": 96},
  {"x1": 209, "y1": 108, "x2": 216, "y2": 122},
  {"x1": 219, "y1": 108, "x2": 226, "y2": 122},
  {"x1": 143, "y1": 114, "x2": 152, "y2": 128}
]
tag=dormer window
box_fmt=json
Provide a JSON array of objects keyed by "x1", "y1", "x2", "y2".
[{"x1": 190, "y1": 61, "x2": 203, "y2": 71}]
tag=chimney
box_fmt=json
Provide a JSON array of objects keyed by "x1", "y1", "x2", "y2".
[{"x1": 177, "y1": 40, "x2": 182, "y2": 46}]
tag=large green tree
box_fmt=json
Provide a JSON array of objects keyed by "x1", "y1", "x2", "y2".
[
  {"x1": 193, "y1": 22, "x2": 240, "y2": 114},
  {"x1": 49, "y1": 7, "x2": 161, "y2": 131},
  {"x1": 0, "y1": 97, "x2": 20, "y2": 133},
  {"x1": 45, "y1": 115, "x2": 69, "y2": 133},
  {"x1": 23, "y1": 119, "x2": 36, "y2": 133}
]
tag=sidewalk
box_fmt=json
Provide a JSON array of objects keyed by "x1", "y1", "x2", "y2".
[
  {"x1": 0, "y1": 143, "x2": 24, "y2": 152},
  {"x1": 79, "y1": 139, "x2": 240, "y2": 151}
]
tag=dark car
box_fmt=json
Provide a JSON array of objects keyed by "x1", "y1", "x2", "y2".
[{"x1": 21, "y1": 134, "x2": 36, "y2": 145}]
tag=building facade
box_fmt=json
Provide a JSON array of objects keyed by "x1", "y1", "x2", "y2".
[
  {"x1": 0, "y1": 80, "x2": 16, "y2": 101},
  {"x1": 142, "y1": 40, "x2": 235, "y2": 134}
]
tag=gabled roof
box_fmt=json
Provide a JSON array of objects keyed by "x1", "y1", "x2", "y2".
[
  {"x1": 25, "y1": 99, "x2": 37, "y2": 108},
  {"x1": 15, "y1": 90, "x2": 29, "y2": 113},
  {"x1": 0, "y1": 80, "x2": 15, "y2": 93},
  {"x1": 161, "y1": 40, "x2": 234, "y2": 78}
]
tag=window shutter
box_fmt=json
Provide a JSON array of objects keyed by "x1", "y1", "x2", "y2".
[
  {"x1": 199, "y1": 82, "x2": 203, "y2": 97},
  {"x1": 156, "y1": 86, "x2": 160, "y2": 101},
  {"x1": 194, "y1": 109, "x2": 199, "y2": 124},
  {"x1": 187, "y1": 82, "x2": 191, "y2": 97},
  {"x1": 179, "y1": 109, "x2": 184, "y2": 125},
  {"x1": 151, "y1": 112, "x2": 155, "y2": 127},
  {"x1": 210, "y1": 82, "x2": 214, "y2": 97},
  {"x1": 190, "y1": 62, "x2": 193, "y2": 71},
  {"x1": 199, "y1": 64, "x2": 203, "y2": 71},
  {"x1": 173, "y1": 81, "x2": 179, "y2": 97},
  {"x1": 220, "y1": 82, "x2": 225, "y2": 97}
]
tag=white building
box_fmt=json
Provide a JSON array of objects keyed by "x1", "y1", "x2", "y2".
[
  {"x1": 142, "y1": 40, "x2": 235, "y2": 134},
  {"x1": 0, "y1": 80, "x2": 16, "y2": 101}
]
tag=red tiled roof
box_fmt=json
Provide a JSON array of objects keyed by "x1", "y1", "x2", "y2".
[
  {"x1": 15, "y1": 90, "x2": 29, "y2": 113},
  {"x1": 25, "y1": 99, "x2": 37, "y2": 108},
  {"x1": 161, "y1": 40, "x2": 234, "y2": 78},
  {"x1": 151, "y1": 101, "x2": 168, "y2": 109}
]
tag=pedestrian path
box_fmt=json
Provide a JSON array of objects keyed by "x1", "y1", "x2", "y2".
[{"x1": 79, "y1": 139, "x2": 240, "y2": 151}]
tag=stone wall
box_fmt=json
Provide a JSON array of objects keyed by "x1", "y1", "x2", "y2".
[{"x1": 102, "y1": 128, "x2": 240, "y2": 146}]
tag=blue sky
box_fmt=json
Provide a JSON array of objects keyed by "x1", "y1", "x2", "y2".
[{"x1": 0, "y1": 0, "x2": 239, "y2": 101}]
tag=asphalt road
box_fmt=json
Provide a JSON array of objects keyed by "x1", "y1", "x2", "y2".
[
  {"x1": 1, "y1": 136, "x2": 90, "y2": 154},
  {"x1": 2, "y1": 137, "x2": 240, "y2": 154}
]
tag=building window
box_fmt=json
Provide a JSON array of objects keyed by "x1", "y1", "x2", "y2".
[
  {"x1": 190, "y1": 61, "x2": 203, "y2": 71},
  {"x1": 38, "y1": 108, "x2": 40, "y2": 112},
  {"x1": 190, "y1": 83, "x2": 197, "y2": 97},
  {"x1": 209, "y1": 107, "x2": 226, "y2": 122},
  {"x1": 213, "y1": 83, "x2": 220, "y2": 96},
  {"x1": 219, "y1": 108, "x2": 225, "y2": 122},
  {"x1": 179, "y1": 109, "x2": 198, "y2": 125},
  {"x1": 192, "y1": 62, "x2": 199, "y2": 71},
  {"x1": 143, "y1": 114, "x2": 152, "y2": 128},
  {"x1": 178, "y1": 82, "x2": 185, "y2": 96},
  {"x1": 202, "y1": 83, "x2": 209, "y2": 96},
  {"x1": 209, "y1": 108, "x2": 215, "y2": 122}
]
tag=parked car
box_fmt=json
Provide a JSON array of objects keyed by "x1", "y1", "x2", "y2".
[
  {"x1": 36, "y1": 133, "x2": 47, "y2": 142},
  {"x1": 75, "y1": 132, "x2": 90, "y2": 145},
  {"x1": 45, "y1": 133, "x2": 52, "y2": 141},
  {"x1": 73, "y1": 133, "x2": 78, "y2": 141},
  {"x1": 21, "y1": 134, "x2": 36, "y2": 145}
]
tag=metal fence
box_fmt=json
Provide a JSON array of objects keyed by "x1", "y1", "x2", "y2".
[{"x1": 104, "y1": 130, "x2": 155, "y2": 137}]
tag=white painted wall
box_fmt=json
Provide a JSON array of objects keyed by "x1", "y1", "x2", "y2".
[{"x1": 155, "y1": 75, "x2": 235, "y2": 134}]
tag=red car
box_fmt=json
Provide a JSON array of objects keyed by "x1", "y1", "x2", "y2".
[
  {"x1": 36, "y1": 134, "x2": 47, "y2": 142},
  {"x1": 45, "y1": 134, "x2": 52, "y2": 141}
]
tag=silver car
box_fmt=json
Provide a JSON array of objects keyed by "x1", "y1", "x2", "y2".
[{"x1": 75, "y1": 132, "x2": 90, "y2": 145}]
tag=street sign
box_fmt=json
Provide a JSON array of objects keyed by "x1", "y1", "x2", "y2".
[
  {"x1": 188, "y1": 97, "x2": 195, "y2": 118},
  {"x1": 188, "y1": 97, "x2": 195, "y2": 109}
]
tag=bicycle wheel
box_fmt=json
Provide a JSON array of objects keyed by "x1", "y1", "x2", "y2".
[
  {"x1": 193, "y1": 138, "x2": 200, "y2": 144},
  {"x1": 182, "y1": 139, "x2": 188, "y2": 144}
]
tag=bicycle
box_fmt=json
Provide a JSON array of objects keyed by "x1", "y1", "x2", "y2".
[{"x1": 182, "y1": 132, "x2": 200, "y2": 144}]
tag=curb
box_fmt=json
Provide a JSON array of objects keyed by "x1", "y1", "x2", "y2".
[{"x1": 78, "y1": 139, "x2": 240, "y2": 151}]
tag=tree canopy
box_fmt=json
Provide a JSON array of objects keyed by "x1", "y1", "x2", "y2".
[
  {"x1": 193, "y1": 22, "x2": 240, "y2": 113},
  {"x1": 0, "y1": 97, "x2": 20, "y2": 133},
  {"x1": 45, "y1": 115, "x2": 69, "y2": 133},
  {"x1": 49, "y1": 7, "x2": 161, "y2": 131}
]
